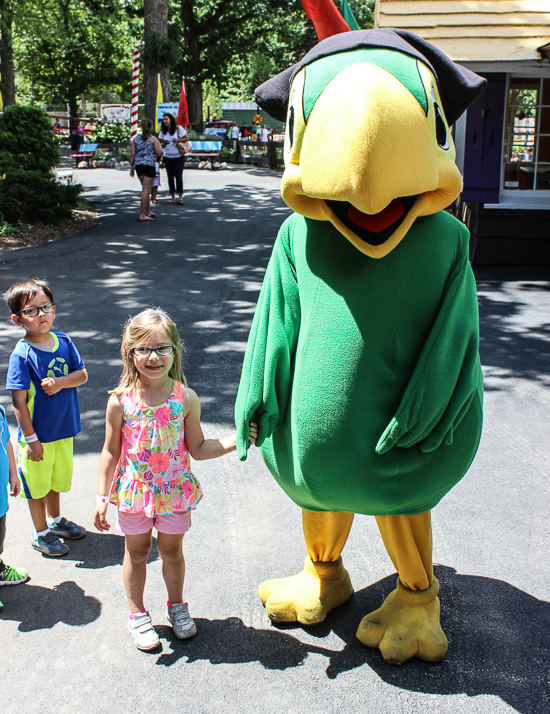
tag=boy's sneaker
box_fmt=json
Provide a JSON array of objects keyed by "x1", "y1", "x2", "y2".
[
  {"x1": 49, "y1": 517, "x2": 86, "y2": 539},
  {"x1": 128, "y1": 611, "x2": 160, "y2": 651},
  {"x1": 167, "y1": 602, "x2": 197, "y2": 639},
  {"x1": 0, "y1": 562, "x2": 28, "y2": 586},
  {"x1": 31, "y1": 531, "x2": 69, "y2": 557}
]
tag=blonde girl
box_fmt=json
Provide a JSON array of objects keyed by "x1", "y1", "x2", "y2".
[{"x1": 93, "y1": 309, "x2": 257, "y2": 651}]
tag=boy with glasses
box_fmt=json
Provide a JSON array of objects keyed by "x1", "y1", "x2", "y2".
[{"x1": 3, "y1": 279, "x2": 88, "y2": 556}]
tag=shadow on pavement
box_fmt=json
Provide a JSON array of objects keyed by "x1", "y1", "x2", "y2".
[
  {"x1": 59, "y1": 530, "x2": 159, "y2": 569},
  {"x1": 476, "y1": 275, "x2": 550, "y2": 392},
  {"x1": 151, "y1": 565, "x2": 549, "y2": 714},
  {"x1": 0, "y1": 580, "x2": 101, "y2": 631}
]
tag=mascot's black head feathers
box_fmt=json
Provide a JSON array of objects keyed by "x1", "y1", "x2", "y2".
[{"x1": 255, "y1": 28, "x2": 486, "y2": 126}]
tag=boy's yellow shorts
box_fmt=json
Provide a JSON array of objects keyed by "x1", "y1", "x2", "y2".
[{"x1": 18, "y1": 437, "x2": 74, "y2": 500}]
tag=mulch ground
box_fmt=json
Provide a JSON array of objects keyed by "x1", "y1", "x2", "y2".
[{"x1": 0, "y1": 209, "x2": 99, "y2": 251}]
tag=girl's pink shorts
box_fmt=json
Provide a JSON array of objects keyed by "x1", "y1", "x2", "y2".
[{"x1": 116, "y1": 509, "x2": 192, "y2": 536}]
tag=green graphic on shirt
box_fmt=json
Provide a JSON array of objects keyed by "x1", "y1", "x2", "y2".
[{"x1": 47, "y1": 357, "x2": 69, "y2": 378}]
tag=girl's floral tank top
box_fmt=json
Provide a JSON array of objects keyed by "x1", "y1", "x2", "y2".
[{"x1": 110, "y1": 381, "x2": 203, "y2": 516}]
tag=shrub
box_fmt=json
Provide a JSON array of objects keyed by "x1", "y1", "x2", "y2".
[
  {"x1": 94, "y1": 121, "x2": 131, "y2": 143},
  {"x1": 0, "y1": 105, "x2": 83, "y2": 226},
  {"x1": 0, "y1": 104, "x2": 60, "y2": 173},
  {"x1": 0, "y1": 169, "x2": 82, "y2": 225}
]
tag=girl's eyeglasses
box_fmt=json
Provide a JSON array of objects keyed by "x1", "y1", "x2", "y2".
[
  {"x1": 17, "y1": 302, "x2": 56, "y2": 317},
  {"x1": 132, "y1": 345, "x2": 175, "y2": 357}
]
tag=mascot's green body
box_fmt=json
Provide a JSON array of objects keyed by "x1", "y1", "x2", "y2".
[{"x1": 235, "y1": 29, "x2": 486, "y2": 664}]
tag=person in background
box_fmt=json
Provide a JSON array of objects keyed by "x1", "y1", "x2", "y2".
[
  {"x1": 260, "y1": 124, "x2": 269, "y2": 142},
  {"x1": 158, "y1": 113, "x2": 188, "y2": 205},
  {"x1": 151, "y1": 162, "x2": 161, "y2": 204},
  {"x1": 130, "y1": 119, "x2": 163, "y2": 221},
  {"x1": 71, "y1": 122, "x2": 85, "y2": 150},
  {"x1": 240, "y1": 122, "x2": 250, "y2": 139},
  {"x1": 231, "y1": 123, "x2": 240, "y2": 140}
]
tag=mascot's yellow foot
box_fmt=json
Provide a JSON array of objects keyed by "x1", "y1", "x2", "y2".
[
  {"x1": 356, "y1": 577, "x2": 447, "y2": 664},
  {"x1": 259, "y1": 556, "x2": 354, "y2": 625}
]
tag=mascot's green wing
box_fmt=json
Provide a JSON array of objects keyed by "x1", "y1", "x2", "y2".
[
  {"x1": 235, "y1": 229, "x2": 300, "y2": 459},
  {"x1": 376, "y1": 241, "x2": 483, "y2": 455}
]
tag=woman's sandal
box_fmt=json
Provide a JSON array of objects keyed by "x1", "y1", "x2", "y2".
[
  {"x1": 178, "y1": 198, "x2": 184, "y2": 205},
  {"x1": 139, "y1": 216, "x2": 154, "y2": 222},
  {"x1": 169, "y1": 198, "x2": 176, "y2": 203}
]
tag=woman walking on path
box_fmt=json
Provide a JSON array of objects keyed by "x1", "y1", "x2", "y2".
[
  {"x1": 130, "y1": 119, "x2": 163, "y2": 222},
  {"x1": 158, "y1": 113, "x2": 188, "y2": 204}
]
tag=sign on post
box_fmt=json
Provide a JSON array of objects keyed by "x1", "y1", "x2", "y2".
[
  {"x1": 156, "y1": 103, "x2": 179, "y2": 125},
  {"x1": 101, "y1": 104, "x2": 132, "y2": 122}
]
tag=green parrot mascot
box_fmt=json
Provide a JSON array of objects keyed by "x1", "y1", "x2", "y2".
[{"x1": 235, "y1": 28, "x2": 486, "y2": 665}]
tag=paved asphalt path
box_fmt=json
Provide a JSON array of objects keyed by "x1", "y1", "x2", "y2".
[{"x1": 0, "y1": 161, "x2": 549, "y2": 714}]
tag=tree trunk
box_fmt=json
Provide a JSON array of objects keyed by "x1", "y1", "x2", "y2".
[
  {"x1": 186, "y1": 81, "x2": 203, "y2": 127},
  {"x1": 0, "y1": 0, "x2": 16, "y2": 107},
  {"x1": 143, "y1": 0, "x2": 169, "y2": 123},
  {"x1": 161, "y1": 67, "x2": 170, "y2": 102}
]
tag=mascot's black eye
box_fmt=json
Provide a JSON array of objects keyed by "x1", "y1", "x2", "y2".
[
  {"x1": 434, "y1": 102, "x2": 449, "y2": 150},
  {"x1": 288, "y1": 105, "x2": 295, "y2": 148}
]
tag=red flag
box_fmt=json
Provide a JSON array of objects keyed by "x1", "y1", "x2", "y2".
[
  {"x1": 301, "y1": 0, "x2": 351, "y2": 41},
  {"x1": 177, "y1": 77, "x2": 189, "y2": 128}
]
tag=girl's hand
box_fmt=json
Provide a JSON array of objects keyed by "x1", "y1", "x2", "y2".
[
  {"x1": 9, "y1": 472, "x2": 20, "y2": 497},
  {"x1": 27, "y1": 440, "x2": 44, "y2": 462},
  {"x1": 41, "y1": 376, "x2": 61, "y2": 395},
  {"x1": 249, "y1": 422, "x2": 258, "y2": 445},
  {"x1": 130, "y1": 167, "x2": 135, "y2": 176},
  {"x1": 93, "y1": 503, "x2": 110, "y2": 531}
]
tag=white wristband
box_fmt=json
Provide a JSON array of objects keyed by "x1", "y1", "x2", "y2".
[
  {"x1": 96, "y1": 495, "x2": 109, "y2": 504},
  {"x1": 25, "y1": 433, "x2": 38, "y2": 443}
]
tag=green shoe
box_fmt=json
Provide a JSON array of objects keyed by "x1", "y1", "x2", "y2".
[{"x1": 0, "y1": 562, "x2": 29, "y2": 585}]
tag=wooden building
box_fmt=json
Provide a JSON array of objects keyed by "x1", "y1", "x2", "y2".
[{"x1": 375, "y1": 0, "x2": 550, "y2": 263}]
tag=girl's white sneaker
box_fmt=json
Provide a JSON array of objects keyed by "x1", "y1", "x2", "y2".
[{"x1": 128, "y1": 611, "x2": 160, "y2": 650}]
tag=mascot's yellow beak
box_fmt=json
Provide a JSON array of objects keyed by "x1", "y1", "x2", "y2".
[{"x1": 281, "y1": 58, "x2": 463, "y2": 258}]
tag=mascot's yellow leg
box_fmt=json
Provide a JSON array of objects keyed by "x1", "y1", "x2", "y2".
[
  {"x1": 259, "y1": 510, "x2": 354, "y2": 625},
  {"x1": 356, "y1": 511, "x2": 448, "y2": 664}
]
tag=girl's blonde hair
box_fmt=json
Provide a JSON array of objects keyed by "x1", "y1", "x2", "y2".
[{"x1": 110, "y1": 308, "x2": 186, "y2": 395}]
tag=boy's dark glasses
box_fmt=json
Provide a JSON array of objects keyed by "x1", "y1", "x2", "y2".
[
  {"x1": 132, "y1": 345, "x2": 175, "y2": 357},
  {"x1": 17, "y1": 302, "x2": 56, "y2": 317}
]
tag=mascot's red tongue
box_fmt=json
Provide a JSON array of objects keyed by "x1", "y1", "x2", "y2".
[{"x1": 348, "y1": 200, "x2": 404, "y2": 233}]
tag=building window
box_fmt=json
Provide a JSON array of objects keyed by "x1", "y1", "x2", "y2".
[{"x1": 503, "y1": 77, "x2": 550, "y2": 191}]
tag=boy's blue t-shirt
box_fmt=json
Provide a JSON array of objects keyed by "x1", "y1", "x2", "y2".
[
  {"x1": 0, "y1": 405, "x2": 10, "y2": 517},
  {"x1": 6, "y1": 331, "x2": 85, "y2": 444}
]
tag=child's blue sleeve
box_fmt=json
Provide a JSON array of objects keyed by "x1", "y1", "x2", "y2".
[
  {"x1": 67, "y1": 337, "x2": 85, "y2": 372},
  {"x1": 6, "y1": 348, "x2": 31, "y2": 391}
]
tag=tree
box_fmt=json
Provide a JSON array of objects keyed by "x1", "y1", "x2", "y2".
[
  {"x1": 0, "y1": 0, "x2": 15, "y2": 107},
  {"x1": 172, "y1": 0, "x2": 314, "y2": 124},
  {"x1": 142, "y1": 0, "x2": 174, "y2": 122},
  {"x1": 14, "y1": 0, "x2": 140, "y2": 122}
]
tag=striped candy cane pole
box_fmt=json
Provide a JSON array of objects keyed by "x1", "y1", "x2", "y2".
[{"x1": 131, "y1": 42, "x2": 143, "y2": 138}]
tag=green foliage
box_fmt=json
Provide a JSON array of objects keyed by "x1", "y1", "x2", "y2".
[
  {"x1": 0, "y1": 104, "x2": 82, "y2": 226},
  {"x1": 13, "y1": 0, "x2": 141, "y2": 109},
  {"x1": 94, "y1": 121, "x2": 131, "y2": 143},
  {"x1": 142, "y1": 30, "x2": 181, "y2": 69},
  {"x1": 202, "y1": 79, "x2": 222, "y2": 119},
  {"x1": 0, "y1": 104, "x2": 60, "y2": 173},
  {"x1": 0, "y1": 215, "x2": 20, "y2": 237}
]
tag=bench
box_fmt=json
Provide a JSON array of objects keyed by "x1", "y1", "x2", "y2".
[
  {"x1": 183, "y1": 141, "x2": 222, "y2": 168},
  {"x1": 70, "y1": 143, "x2": 98, "y2": 168}
]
